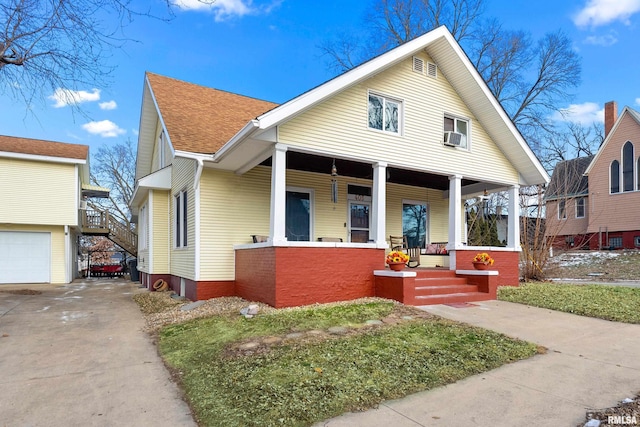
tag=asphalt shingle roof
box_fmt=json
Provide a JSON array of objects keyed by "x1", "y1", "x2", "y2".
[
  {"x1": 146, "y1": 72, "x2": 278, "y2": 154},
  {"x1": 0, "y1": 135, "x2": 88, "y2": 160},
  {"x1": 545, "y1": 155, "x2": 593, "y2": 200}
]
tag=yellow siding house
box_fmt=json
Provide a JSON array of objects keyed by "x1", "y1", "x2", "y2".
[{"x1": 131, "y1": 26, "x2": 549, "y2": 306}]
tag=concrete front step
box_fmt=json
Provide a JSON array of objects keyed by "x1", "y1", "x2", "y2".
[
  {"x1": 415, "y1": 284, "x2": 480, "y2": 296},
  {"x1": 413, "y1": 291, "x2": 493, "y2": 306},
  {"x1": 415, "y1": 277, "x2": 469, "y2": 286}
]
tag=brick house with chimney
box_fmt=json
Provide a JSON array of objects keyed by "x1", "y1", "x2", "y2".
[{"x1": 545, "y1": 101, "x2": 640, "y2": 250}]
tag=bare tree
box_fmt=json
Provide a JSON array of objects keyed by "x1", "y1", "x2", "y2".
[
  {"x1": 0, "y1": 0, "x2": 171, "y2": 108},
  {"x1": 321, "y1": 0, "x2": 581, "y2": 150},
  {"x1": 90, "y1": 138, "x2": 136, "y2": 228}
]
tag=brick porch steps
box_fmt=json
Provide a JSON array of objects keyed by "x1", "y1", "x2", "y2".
[
  {"x1": 412, "y1": 268, "x2": 492, "y2": 305},
  {"x1": 374, "y1": 267, "x2": 497, "y2": 306},
  {"x1": 414, "y1": 291, "x2": 494, "y2": 306}
]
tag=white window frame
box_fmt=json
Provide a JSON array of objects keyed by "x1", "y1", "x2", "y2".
[
  {"x1": 575, "y1": 197, "x2": 585, "y2": 219},
  {"x1": 175, "y1": 189, "x2": 188, "y2": 248},
  {"x1": 367, "y1": 91, "x2": 403, "y2": 136},
  {"x1": 139, "y1": 203, "x2": 149, "y2": 250},
  {"x1": 158, "y1": 131, "x2": 166, "y2": 168},
  {"x1": 558, "y1": 199, "x2": 567, "y2": 220},
  {"x1": 443, "y1": 114, "x2": 471, "y2": 149},
  {"x1": 285, "y1": 186, "x2": 314, "y2": 242}
]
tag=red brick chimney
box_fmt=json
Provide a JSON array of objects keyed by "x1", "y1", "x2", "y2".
[{"x1": 604, "y1": 101, "x2": 618, "y2": 137}]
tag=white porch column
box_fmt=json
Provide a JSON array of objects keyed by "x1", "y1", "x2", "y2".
[
  {"x1": 269, "y1": 144, "x2": 287, "y2": 244},
  {"x1": 371, "y1": 162, "x2": 387, "y2": 246},
  {"x1": 448, "y1": 175, "x2": 462, "y2": 270},
  {"x1": 507, "y1": 184, "x2": 521, "y2": 250}
]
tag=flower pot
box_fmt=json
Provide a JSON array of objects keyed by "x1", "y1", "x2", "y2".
[
  {"x1": 388, "y1": 262, "x2": 406, "y2": 271},
  {"x1": 473, "y1": 262, "x2": 489, "y2": 270}
]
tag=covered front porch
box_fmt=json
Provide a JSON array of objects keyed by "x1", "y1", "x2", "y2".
[{"x1": 230, "y1": 145, "x2": 522, "y2": 308}]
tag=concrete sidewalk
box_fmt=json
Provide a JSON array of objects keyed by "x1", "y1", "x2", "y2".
[
  {"x1": 318, "y1": 300, "x2": 640, "y2": 427},
  {"x1": 0, "y1": 279, "x2": 196, "y2": 426}
]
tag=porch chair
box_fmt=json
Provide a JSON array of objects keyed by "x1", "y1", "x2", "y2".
[
  {"x1": 389, "y1": 235, "x2": 421, "y2": 268},
  {"x1": 251, "y1": 235, "x2": 269, "y2": 243}
]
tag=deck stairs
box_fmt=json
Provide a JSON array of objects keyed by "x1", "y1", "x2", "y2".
[{"x1": 81, "y1": 208, "x2": 137, "y2": 257}]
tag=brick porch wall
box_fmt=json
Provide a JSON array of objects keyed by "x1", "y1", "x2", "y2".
[
  {"x1": 454, "y1": 249, "x2": 520, "y2": 286},
  {"x1": 235, "y1": 246, "x2": 385, "y2": 308}
]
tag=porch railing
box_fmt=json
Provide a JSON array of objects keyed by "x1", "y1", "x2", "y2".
[{"x1": 81, "y1": 208, "x2": 137, "y2": 256}]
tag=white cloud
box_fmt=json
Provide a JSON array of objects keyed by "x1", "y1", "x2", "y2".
[
  {"x1": 574, "y1": 0, "x2": 640, "y2": 28},
  {"x1": 49, "y1": 88, "x2": 101, "y2": 108},
  {"x1": 132, "y1": 129, "x2": 139, "y2": 136},
  {"x1": 635, "y1": 98, "x2": 640, "y2": 106},
  {"x1": 173, "y1": 0, "x2": 281, "y2": 21},
  {"x1": 82, "y1": 120, "x2": 126, "y2": 138},
  {"x1": 99, "y1": 100, "x2": 117, "y2": 110},
  {"x1": 583, "y1": 33, "x2": 618, "y2": 46},
  {"x1": 551, "y1": 102, "x2": 604, "y2": 125}
]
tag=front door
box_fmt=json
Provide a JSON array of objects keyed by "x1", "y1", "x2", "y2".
[{"x1": 348, "y1": 201, "x2": 370, "y2": 243}]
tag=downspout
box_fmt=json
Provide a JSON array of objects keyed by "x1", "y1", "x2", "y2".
[{"x1": 64, "y1": 225, "x2": 71, "y2": 283}]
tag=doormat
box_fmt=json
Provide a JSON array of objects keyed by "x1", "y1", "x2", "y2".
[{"x1": 444, "y1": 302, "x2": 478, "y2": 308}]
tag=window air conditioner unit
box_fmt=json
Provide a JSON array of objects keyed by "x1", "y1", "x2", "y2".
[{"x1": 443, "y1": 131, "x2": 463, "y2": 147}]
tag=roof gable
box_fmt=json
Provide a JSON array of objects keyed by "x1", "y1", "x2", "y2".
[
  {"x1": 585, "y1": 106, "x2": 640, "y2": 175},
  {"x1": 545, "y1": 156, "x2": 593, "y2": 200},
  {"x1": 0, "y1": 135, "x2": 88, "y2": 162},
  {"x1": 145, "y1": 72, "x2": 278, "y2": 155}
]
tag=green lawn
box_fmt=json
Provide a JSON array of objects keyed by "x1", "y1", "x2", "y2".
[
  {"x1": 157, "y1": 301, "x2": 537, "y2": 427},
  {"x1": 498, "y1": 282, "x2": 640, "y2": 323}
]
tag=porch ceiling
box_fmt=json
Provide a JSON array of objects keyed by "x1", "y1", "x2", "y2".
[{"x1": 261, "y1": 151, "x2": 478, "y2": 191}]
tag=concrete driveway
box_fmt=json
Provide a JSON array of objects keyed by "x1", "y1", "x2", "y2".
[{"x1": 0, "y1": 278, "x2": 196, "y2": 426}]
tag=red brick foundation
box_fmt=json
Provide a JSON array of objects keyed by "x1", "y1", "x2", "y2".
[{"x1": 235, "y1": 246, "x2": 385, "y2": 308}]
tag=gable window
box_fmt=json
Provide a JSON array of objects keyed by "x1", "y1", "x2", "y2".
[
  {"x1": 175, "y1": 190, "x2": 188, "y2": 248},
  {"x1": 575, "y1": 197, "x2": 585, "y2": 218},
  {"x1": 368, "y1": 92, "x2": 401, "y2": 134},
  {"x1": 402, "y1": 201, "x2": 428, "y2": 249},
  {"x1": 158, "y1": 131, "x2": 166, "y2": 168},
  {"x1": 139, "y1": 204, "x2": 149, "y2": 250},
  {"x1": 622, "y1": 141, "x2": 634, "y2": 192},
  {"x1": 286, "y1": 188, "x2": 312, "y2": 241},
  {"x1": 444, "y1": 115, "x2": 469, "y2": 149},
  {"x1": 610, "y1": 160, "x2": 620, "y2": 193},
  {"x1": 558, "y1": 199, "x2": 566, "y2": 220}
]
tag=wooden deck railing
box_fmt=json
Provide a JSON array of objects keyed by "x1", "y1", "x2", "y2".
[{"x1": 81, "y1": 209, "x2": 137, "y2": 256}]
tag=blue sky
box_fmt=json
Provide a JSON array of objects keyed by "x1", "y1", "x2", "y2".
[{"x1": 2, "y1": 0, "x2": 640, "y2": 154}]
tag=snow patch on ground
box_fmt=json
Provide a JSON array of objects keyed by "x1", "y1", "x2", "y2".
[{"x1": 550, "y1": 251, "x2": 622, "y2": 267}]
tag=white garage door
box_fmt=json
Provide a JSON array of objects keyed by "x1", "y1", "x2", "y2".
[{"x1": 0, "y1": 232, "x2": 51, "y2": 284}]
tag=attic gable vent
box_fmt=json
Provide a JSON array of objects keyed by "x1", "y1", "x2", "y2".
[
  {"x1": 412, "y1": 56, "x2": 425, "y2": 74},
  {"x1": 427, "y1": 62, "x2": 437, "y2": 78}
]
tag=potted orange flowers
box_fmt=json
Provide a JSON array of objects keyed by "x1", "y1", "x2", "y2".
[
  {"x1": 386, "y1": 250, "x2": 410, "y2": 271},
  {"x1": 472, "y1": 252, "x2": 494, "y2": 270}
]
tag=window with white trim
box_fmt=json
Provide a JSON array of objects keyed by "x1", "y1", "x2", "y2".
[
  {"x1": 622, "y1": 141, "x2": 634, "y2": 192},
  {"x1": 368, "y1": 92, "x2": 402, "y2": 134},
  {"x1": 575, "y1": 197, "x2": 585, "y2": 218},
  {"x1": 286, "y1": 188, "x2": 313, "y2": 241},
  {"x1": 611, "y1": 160, "x2": 620, "y2": 193},
  {"x1": 558, "y1": 199, "x2": 566, "y2": 220},
  {"x1": 444, "y1": 115, "x2": 469, "y2": 149},
  {"x1": 175, "y1": 190, "x2": 188, "y2": 248},
  {"x1": 158, "y1": 131, "x2": 166, "y2": 168},
  {"x1": 139, "y1": 203, "x2": 149, "y2": 250}
]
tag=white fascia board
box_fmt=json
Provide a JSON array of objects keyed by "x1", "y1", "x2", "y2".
[
  {"x1": 256, "y1": 27, "x2": 451, "y2": 130},
  {"x1": 138, "y1": 166, "x2": 172, "y2": 190},
  {"x1": 435, "y1": 31, "x2": 549, "y2": 185},
  {"x1": 0, "y1": 151, "x2": 86, "y2": 165},
  {"x1": 212, "y1": 120, "x2": 260, "y2": 162}
]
